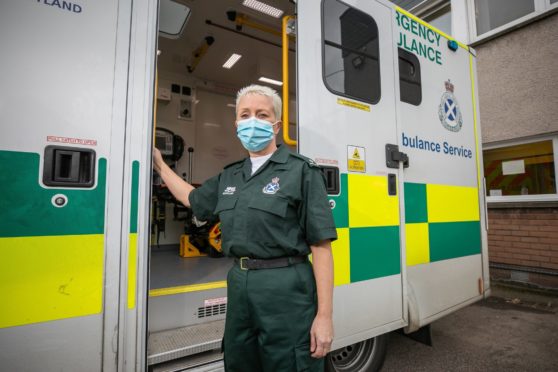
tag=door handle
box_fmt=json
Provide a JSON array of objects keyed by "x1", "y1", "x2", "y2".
[
  {"x1": 388, "y1": 173, "x2": 397, "y2": 196},
  {"x1": 43, "y1": 145, "x2": 96, "y2": 187},
  {"x1": 386, "y1": 144, "x2": 409, "y2": 169}
]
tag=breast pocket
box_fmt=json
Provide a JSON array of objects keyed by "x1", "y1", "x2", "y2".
[
  {"x1": 214, "y1": 196, "x2": 238, "y2": 240},
  {"x1": 247, "y1": 195, "x2": 289, "y2": 244}
]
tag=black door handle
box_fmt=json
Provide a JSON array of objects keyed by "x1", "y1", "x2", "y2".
[
  {"x1": 388, "y1": 173, "x2": 397, "y2": 196},
  {"x1": 43, "y1": 145, "x2": 96, "y2": 187},
  {"x1": 386, "y1": 144, "x2": 409, "y2": 169}
]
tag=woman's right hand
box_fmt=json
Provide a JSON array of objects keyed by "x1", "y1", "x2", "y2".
[
  {"x1": 153, "y1": 147, "x2": 163, "y2": 173},
  {"x1": 152, "y1": 146, "x2": 194, "y2": 207}
]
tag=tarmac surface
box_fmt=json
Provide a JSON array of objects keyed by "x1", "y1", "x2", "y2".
[{"x1": 382, "y1": 283, "x2": 558, "y2": 372}]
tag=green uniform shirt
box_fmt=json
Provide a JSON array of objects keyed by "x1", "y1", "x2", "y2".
[{"x1": 188, "y1": 145, "x2": 337, "y2": 258}]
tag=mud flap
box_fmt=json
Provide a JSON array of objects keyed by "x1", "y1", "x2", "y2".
[{"x1": 401, "y1": 324, "x2": 433, "y2": 346}]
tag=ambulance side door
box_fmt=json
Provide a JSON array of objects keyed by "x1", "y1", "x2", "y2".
[{"x1": 297, "y1": 0, "x2": 407, "y2": 348}]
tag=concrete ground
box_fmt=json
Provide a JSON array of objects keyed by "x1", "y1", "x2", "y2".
[{"x1": 382, "y1": 283, "x2": 558, "y2": 371}]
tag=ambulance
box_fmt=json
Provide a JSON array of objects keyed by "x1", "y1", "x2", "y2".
[{"x1": 0, "y1": 0, "x2": 490, "y2": 371}]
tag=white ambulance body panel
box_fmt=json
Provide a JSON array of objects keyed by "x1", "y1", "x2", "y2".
[
  {"x1": 0, "y1": 0, "x2": 157, "y2": 371},
  {"x1": 0, "y1": 0, "x2": 488, "y2": 370}
]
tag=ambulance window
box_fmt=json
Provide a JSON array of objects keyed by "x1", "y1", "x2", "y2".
[
  {"x1": 322, "y1": 0, "x2": 381, "y2": 104},
  {"x1": 398, "y1": 48, "x2": 422, "y2": 106}
]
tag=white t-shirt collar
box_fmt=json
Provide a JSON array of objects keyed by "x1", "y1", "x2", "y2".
[{"x1": 250, "y1": 153, "x2": 273, "y2": 175}]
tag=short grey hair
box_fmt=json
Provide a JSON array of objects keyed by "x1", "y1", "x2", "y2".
[{"x1": 236, "y1": 84, "x2": 282, "y2": 120}]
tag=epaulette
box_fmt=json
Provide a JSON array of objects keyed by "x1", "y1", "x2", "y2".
[
  {"x1": 223, "y1": 158, "x2": 246, "y2": 169},
  {"x1": 289, "y1": 152, "x2": 321, "y2": 168}
]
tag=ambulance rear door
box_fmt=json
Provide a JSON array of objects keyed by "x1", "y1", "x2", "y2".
[
  {"x1": 393, "y1": 7, "x2": 488, "y2": 328},
  {"x1": 297, "y1": 0, "x2": 407, "y2": 349}
]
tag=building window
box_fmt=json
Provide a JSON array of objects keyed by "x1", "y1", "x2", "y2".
[
  {"x1": 322, "y1": 0, "x2": 381, "y2": 104},
  {"x1": 424, "y1": 4, "x2": 451, "y2": 35},
  {"x1": 483, "y1": 139, "x2": 557, "y2": 199},
  {"x1": 474, "y1": 0, "x2": 535, "y2": 36}
]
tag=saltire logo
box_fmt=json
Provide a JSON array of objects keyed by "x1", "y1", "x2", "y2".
[{"x1": 438, "y1": 80, "x2": 463, "y2": 132}]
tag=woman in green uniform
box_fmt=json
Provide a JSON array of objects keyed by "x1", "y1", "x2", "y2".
[{"x1": 153, "y1": 85, "x2": 336, "y2": 371}]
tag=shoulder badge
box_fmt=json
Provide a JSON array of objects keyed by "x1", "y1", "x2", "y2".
[{"x1": 290, "y1": 152, "x2": 321, "y2": 168}]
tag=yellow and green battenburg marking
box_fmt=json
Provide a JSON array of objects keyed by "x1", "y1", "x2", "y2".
[
  {"x1": 128, "y1": 161, "x2": 140, "y2": 309},
  {"x1": 329, "y1": 174, "x2": 481, "y2": 287},
  {"x1": 0, "y1": 150, "x2": 107, "y2": 328},
  {"x1": 404, "y1": 182, "x2": 481, "y2": 265},
  {"x1": 330, "y1": 173, "x2": 401, "y2": 286}
]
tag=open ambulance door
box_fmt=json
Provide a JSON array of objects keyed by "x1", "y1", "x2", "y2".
[
  {"x1": 297, "y1": 0, "x2": 408, "y2": 365},
  {"x1": 0, "y1": 0, "x2": 158, "y2": 371}
]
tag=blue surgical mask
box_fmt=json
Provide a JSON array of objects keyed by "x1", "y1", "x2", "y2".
[{"x1": 236, "y1": 117, "x2": 276, "y2": 152}]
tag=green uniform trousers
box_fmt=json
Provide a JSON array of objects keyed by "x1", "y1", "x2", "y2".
[{"x1": 223, "y1": 261, "x2": 324, "y2": 372}]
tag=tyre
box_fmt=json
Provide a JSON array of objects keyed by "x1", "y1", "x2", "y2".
[{"x1": 325, "y1": 334, "x2": 388, "y2": 372}]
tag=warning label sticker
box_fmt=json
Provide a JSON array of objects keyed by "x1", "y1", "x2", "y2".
[
  {"x1": 337, "y1": 98, "x2": 370, "y2": 112},
  {"x1": 204, "y1": 296, "x2": 227, "y2": 307},
  {"x1": 347, "y1": 145, "x2": 366, "y2": 172}
]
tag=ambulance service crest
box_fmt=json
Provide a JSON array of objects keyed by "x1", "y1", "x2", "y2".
[
  {"x1": 263, "y1": 177, "x2": 280, "y2": 194},
  {"x1": 438, "y1": 80, "x2": 463, "y2": 132}
]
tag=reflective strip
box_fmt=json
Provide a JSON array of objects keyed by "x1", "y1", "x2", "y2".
[
  {"x1": 331, "y1": 228, "x2": 350, "y2": 286},
  {"x1": 0, "y1": 234, "x2": 104, "y2": 328},
  {"x1": 128, "y1": 233, "x2": 138, "y2": 309},
  {"x1": 350, "y1": 226, "x2": 401, "y2": 281},
  {"x1": 0, "y1": 152, "x2": 106, "y2": 238},
  {"x1": 426, "y1": 184, "x2": 479, "y2": 223},
  {"x1": 429, "y1": 221, "x2": 482, "y2": 262},
  {"x1": 395, "y1": 6, "x2": 469, "y2": 51},
  {"x1": 149, "y1": 281, "x2": 227, "y2": 297},
  {"x1": 405, "y1": 223, "x2": 430, "y2": 266},
  {"x1": 128, "y1": 161, "x2": 140, "y2": 309},
  {"x1": 469, "y1": 55, "x2": 483, "y2": 191},
  {"x1": 348, "y1": 174, "x2": 399, "y2": 227}
]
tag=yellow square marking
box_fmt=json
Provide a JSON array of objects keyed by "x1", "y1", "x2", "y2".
[
  {"x1": 427, "y1": 184, "x2": 479, "y2": 223},
  {"x1": 331, "y1": 228, "x2": 350, "y2": 286},
  {"x1": 405, "y1": 223, "x2": 430, "y2": 266},
  {"x1": 0, "y1": 234, "x2": 104, "y2": 328},
  {"x1": 348, "y1": 174, "x2": 399, "y2": 227}
]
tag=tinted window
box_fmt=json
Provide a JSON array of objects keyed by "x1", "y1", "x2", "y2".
[
  {"x1": 398, "y1": 48, "x2": 421, "y2": 106},
  {"x1": 322, "y1": 0, "x2": 381, "y2": 104}
]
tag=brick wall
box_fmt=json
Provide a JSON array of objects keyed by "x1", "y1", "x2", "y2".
[{"x1": 488, "y1": 207, "x2": 558, "y2": 271}]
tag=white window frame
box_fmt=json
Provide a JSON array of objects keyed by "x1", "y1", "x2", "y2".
[
  {"x1": 467, "y1": 0, "x2": 558, "y2": 44},
  {"x1": 483, "y1": 134, "x2": 558, "y2": 203}
]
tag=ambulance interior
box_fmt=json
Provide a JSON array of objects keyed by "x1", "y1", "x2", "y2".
[{"x1": 148, "y1": 0, "x2": 296, "y2": 367}]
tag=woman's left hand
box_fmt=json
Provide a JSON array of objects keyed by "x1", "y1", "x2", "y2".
[{"x1": 310, "y1": 313, "x2": 333, "y2": 358}]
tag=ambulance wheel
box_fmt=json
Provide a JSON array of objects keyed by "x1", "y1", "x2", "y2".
[{"x1": 325, "y1": 334, "x2": 388, "y2": 372}]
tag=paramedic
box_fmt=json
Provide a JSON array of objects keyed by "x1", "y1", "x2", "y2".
[{"x1": 153, "y1": 84, "x2": 336, "y2": 371}]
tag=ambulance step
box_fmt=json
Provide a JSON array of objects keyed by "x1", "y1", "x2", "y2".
[
  {"x1": 148, "y1": 320, "x2": 225, "y2": 366},
  {"x1": 151, "y1": 350, "x2": 223, "y2": 372}
]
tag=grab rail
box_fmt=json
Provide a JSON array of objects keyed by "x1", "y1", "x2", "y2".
[{"x1": 282, "y1": 15, "x2": 297, "y2": 146}]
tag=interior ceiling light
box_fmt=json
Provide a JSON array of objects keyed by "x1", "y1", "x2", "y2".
[
  {"x1": 242, "y1": 0, "x2": 284, "y2": 18},
  {"x1": 258, "y1": 76, "x2": 283, "y2": 86},
  {"x1": 223, "y1": 53, "x2": 242, "y2": 69}
]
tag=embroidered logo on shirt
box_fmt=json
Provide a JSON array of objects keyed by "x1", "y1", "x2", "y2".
[
  {"x1": 262, "y1": 177, "x2": 280, "y2": 194},
  {"x1": 223, "y1": 186, "x2": 236, "y2": 195}
]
